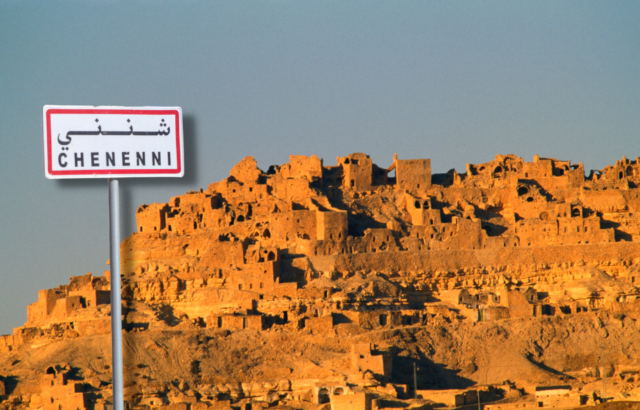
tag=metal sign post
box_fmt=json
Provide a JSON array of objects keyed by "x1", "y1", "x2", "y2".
[
  {"x1": 42, "y1": 105, "x2": 184, "y2": 410},
  {"x1": 413, "y1": 363, "x2": 417, "y2": 399},
  {"x1": 108, "y1": 178, "x2": 123, "y2": 410}
]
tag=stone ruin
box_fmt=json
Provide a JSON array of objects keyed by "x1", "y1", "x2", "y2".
[{"x1": 1, "y1": 152, "x2": 640, "y2": 410}]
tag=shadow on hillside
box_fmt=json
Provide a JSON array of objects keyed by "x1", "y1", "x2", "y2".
[
  {"x1": 3, "y1": 375, "x2": 19, "y2": 395},
  {"x1": 156, "y1": 305, "x2": 183, "y2": 327},
  {"x1": 393, "y1": 354, "x2": 476, "y2": 391}
]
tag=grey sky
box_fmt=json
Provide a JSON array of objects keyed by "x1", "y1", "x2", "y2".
[{"x1": 0, "y1": 1, "x2": 639, "y2": 334}]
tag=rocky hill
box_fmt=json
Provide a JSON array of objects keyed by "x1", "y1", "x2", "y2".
[{"x1": 1, "y1": 153, "x2": 640, "y2": 410}]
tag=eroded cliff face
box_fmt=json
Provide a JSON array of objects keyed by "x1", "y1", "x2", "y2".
[{"x1": 2, "y1": 153, "x2": 640, "y2": 410}]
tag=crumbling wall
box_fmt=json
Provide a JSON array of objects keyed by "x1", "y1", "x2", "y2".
[
  {"x1": 337, "y1": 153, "x2": 372, "y2": 192},
  {"x1": 393, "y1": 154, "x2": 431, "y2": 192}
]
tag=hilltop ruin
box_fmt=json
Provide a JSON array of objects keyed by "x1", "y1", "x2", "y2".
[{"x1": 1, "y1": 152, "x2": 640, "y2": 410}]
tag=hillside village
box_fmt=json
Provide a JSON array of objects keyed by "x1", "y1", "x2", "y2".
[{"x1": 1, "y1": 152, "x2": 640, "y2": 410}]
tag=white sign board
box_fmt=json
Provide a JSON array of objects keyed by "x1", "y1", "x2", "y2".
[{"x1": 43, "y1": 106, "x2": 184, "y2": 179}]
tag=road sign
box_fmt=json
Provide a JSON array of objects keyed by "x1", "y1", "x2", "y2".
[
  {"x1": 43, "y1": 105, "x2": 184, "y2": 179},
  {"x1": 42, "y1": 105, "x2": 185, "y2": 410}
]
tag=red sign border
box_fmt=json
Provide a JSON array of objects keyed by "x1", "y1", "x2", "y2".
[{"x1": 44, "y1": 108, "x2": 182, "y2": 177}]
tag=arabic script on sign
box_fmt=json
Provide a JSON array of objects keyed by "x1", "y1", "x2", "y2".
[{"x1": 43, "y1": 106, "x2": 184, "y2": 179}]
